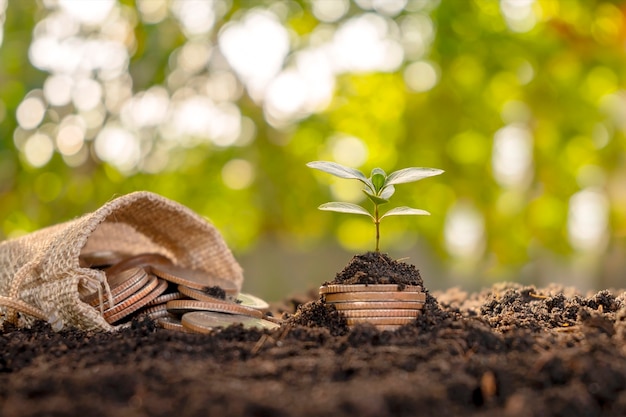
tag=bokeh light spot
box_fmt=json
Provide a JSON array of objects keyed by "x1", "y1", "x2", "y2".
[
  {"x1": 492, "y1": 124, "x2": 533, "y2": 188},
  {"x1": 219, "y1": 10, "x2": 289, "y2": 100},
  {"x1": 404, "y1": 60, "x2": 438, "y2": 92},
  {"x1": 222, "y1": 159, "x2": 255, "y2": 190},
  {"x1": 311, "y1": 0, "x2": 350, "y2": 22},
  {"x1": 56, "y1": 116, "x2": 86, "y2": 156},
  {"x1": 568, "y1": 188, "x2": 608, "y2": 252},
  {"x1": 24, "y1": 132, "x2": 54, "y2": 167},
  {"x1": 59, "y1": 0, "x2": 115, "y2": 25},
  {"x1": 94, "y1": 125, "x2": 140, "y2": 172},
  {"x1": 444, "y1": 202, "x2": 485, "y2": 259},
  {"x1": 44, "y1": 75, "x2": 73, "y2": 106},
  {"x1": 16, "y1": 97, "x2": 46, "y2": 130},
  {"x1": 331, "y1": 135, "x2": 369, "y2": 167}
]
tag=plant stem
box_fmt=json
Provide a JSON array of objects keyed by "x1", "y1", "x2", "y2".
[{"x1": 374, "y1": 204, "x2": 380, "y2": 252}]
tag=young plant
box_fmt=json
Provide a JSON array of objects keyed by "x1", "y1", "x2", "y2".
[{"x1": 307, "y1": 161, "x2": 444, "y2": 252}]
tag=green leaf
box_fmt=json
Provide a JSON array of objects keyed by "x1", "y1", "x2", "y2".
[
  {"x1": 380, "y1": 206, "x2": 431, "y2": 219},
  {"x1": 318, "y1": 202, "x2": 374, "y2": 219},
  {"x1": 363, "y1": 189, "x2": 389, "y2": 205},
  {"x1": 386, "y1": 167, "x2": 444, "y2": 185},
  {"x1": 370, "y1": 168, "x2": 386, "y2": 193}
]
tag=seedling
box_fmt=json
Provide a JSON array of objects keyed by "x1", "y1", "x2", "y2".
[{"x1": 307, "y1": 161, "x2": 444, "y2": 252}]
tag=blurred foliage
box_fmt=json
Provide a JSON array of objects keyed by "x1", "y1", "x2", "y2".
[{"x1": 1, "y1": 0, "x2": 626, "y2": 289}]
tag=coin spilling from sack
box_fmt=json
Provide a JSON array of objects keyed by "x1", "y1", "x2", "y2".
[
  {"x1": 319, "y1": 284, "x2": 426, "y2": 331},
  {"x1": 79, "y1": 251, "x2": 280, "y2": 332}
]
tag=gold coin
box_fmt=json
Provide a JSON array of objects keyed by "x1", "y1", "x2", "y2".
[
  {"x1": 151, "y1": 263, "x2": 238, "y2": 294},
  {"x1": 146, "y1": 291, "x2": 184, "y2": 307},
  {"x1": 166, "y1": 299, "x2": 263, "y2": 318},
  {"x1": 330, "y1": 301, "x2": 425, "y2": 310},
  {"x1": 324, "y1": 291, "x2": 426, "y2": 303},
  {"x1": 340, "y1": 309, "x2": 421, "y2": 318},
  {"x1": 235, "y1": 293, "x2": 270, "y2": 311},
  {"x1": 107, "y1": 267, "x2": 147, "y2": 291},
  {"x1": 103, "y1": 276, "x2": 160, "y2": 319},
  {"x1": 177, "y1": 285, "x2": 231, "y2": 304},
  {"x1": 158, "y1": 315, "x2": 194, "y2": 333},
  {"x1": 106, "y1": 278, "x2": 168, "y2": 324},
  {"x1": 104, "y1": 253, "x2": 173, "y2": 277},
  {"x1": 181, "y1": 311, "x2": 280, "y2": 333},
  {"x1": 89, "y1": 272, "x2": 149, "y2": 308},
  {"x1": 319, "y1": 284, "x2": 422, "y2": 294},
  {"x1": 346, "y1": 317, "x2": 416, "y2": 326}
]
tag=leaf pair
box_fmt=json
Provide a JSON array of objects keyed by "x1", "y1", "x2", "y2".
[{"x1": 317, "y1": 202, "x2": 430, "y2": 220}]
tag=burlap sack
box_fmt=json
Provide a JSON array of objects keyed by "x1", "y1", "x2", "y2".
[{"x1": 0, "y1": 191, "x2": 243, "y2": 331}]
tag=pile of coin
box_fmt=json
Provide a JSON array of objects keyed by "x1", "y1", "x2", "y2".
[
  {"x1": 319, "y1": 284, "x2": 426, "y2": 331},
  {"x1": 79, "y1": 251, "x2": 279, "y2": 332}
]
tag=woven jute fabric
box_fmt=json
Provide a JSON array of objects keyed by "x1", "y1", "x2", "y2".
[{"x1": 0, "y1": 191, "x2": 243, "y2": 331}]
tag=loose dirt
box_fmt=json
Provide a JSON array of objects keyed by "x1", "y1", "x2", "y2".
[{"x1": 2, "y1": 255, "x2": 626, "y2": 417}]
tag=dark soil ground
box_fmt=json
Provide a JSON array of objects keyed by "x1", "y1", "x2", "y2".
[{"x1": 3, "y1": 255, "x2": 626, "y2": 417}]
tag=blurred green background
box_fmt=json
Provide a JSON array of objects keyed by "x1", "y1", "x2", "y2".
[{"x1": 1, "y1": 0, "x2": 626, "y2": 299}]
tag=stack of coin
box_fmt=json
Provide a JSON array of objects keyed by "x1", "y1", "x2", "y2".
[
  {"x1": 79, "y1": 251, "x2": 280, "y2": 331},
  {"x1": 319, "y1": 284, "x2": 426, "y2": 331},
  {"x1": 82, "y1": 263, "x2": 170, "y2": 325}
]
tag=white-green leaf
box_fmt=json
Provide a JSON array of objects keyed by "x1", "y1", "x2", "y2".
[
  {"x1": 386, "y1": 167, "x2": 444, "y2": 185},
  {"x1": 363, "y1": 189, "x2": 389, "y2": 205},
  {"x1": 380, "y1": 206, "x2": 430, "y2": 219},
  {"x1": 380, "y1": 184, "x2": 395, "y2": 200},
  {"x1": 307, "y1": 161, "x2": 369, "y2": 182},
  {"x1": 318, "y1": 202, "x2": 374, "y2": 219}
]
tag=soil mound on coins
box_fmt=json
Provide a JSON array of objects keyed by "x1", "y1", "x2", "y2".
[
  {"x1": 4, "y1": 283, "x2": 626, "y2": 417},
  {"x1": 328, "y1": 252, "x2": 423, "y2": 287}
]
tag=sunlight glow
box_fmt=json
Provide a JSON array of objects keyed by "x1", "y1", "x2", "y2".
[
  {"x1": 568, "y1": 188, "x2": 609, "y2": 252},
  {"x1": 492, "y1": 124, "x2": 534, "y2": 188},
  {"x1": 171, "y1": 0, "x2": 216, "y2": 36},
  {"x1": 218, "y1": 10, "x2": 290, "y2": 101},
  {"x1": 311, "y1": 0, "x2": 350, "y2": 22},
  {"x1": 94, "y1": 125, "x2": 140, "y2": 172},
  {"x1": 331, "y1": 13, "x2": 404, "y2": 73},
  {"x1": 120, "y1": 87, "x2": 170, "y2": 129},
  {"x1": 400, "y1": 14, "x2": 434, "y2": 60},
  {"x1": 444, "y1": 203, "x2": 485, "y2": 258},
  {"x1": 166, "y1": 96, "x2": 241, "y2": 146},
  {"x1": 58, "y1": 0, "x2": 114, "y2": 25},
  {"x1": 500, "y1": 0, "x2": 537, "y2": 33},
  {"x1": 264, "y1": 47, "x2": 335, "y2": 124}
]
